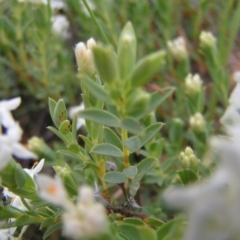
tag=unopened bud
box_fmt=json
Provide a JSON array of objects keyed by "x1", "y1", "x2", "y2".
[
  {"x1": 167, "y1": 36, "x2": 188, "y2": 61},
  {"x1": 185, "y1": 73, "x2": 203, "y2": 95},
  {"x1": 200, "y1": 31, "x2": 216, "y2": 48},
  {"x1": 189, "y1": 112, "x2": 205, "y2": 132},
  {"x1": 75, "y1": 38, "x2": 96, "y2": 76}
]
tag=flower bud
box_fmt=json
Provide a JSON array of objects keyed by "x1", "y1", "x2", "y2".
[
  {"x1": 75, "y1": 38, "x2": 96, "y2": 76},
  {"x1": 167, "y1": 36, "x2": 188, "y2": 61},
  {"x1": 185, "y1": 73, "x2": 203, "y2": 95},
  {"x1": 179, "y1": 147, "x2": 200, "y2": 170},
  {"x1": 200, "y1": 31, "x2": 216, "y2": 48},
  {"x1": 189, "y1": 112, "x2": 205, "y2": 132}
]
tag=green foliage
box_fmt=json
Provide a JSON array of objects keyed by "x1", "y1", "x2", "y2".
[{"x1": 1, "y1": 0, "x2": 240, "y2": 239}]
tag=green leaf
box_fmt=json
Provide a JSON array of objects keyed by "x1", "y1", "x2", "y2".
[
  {"x1": 123, "y1": 166, "x2": 138, "y2": 178},
  {"x1": 135, "y1": 158, "x2": 156, "y2": 181},
  {"x1": 178, "y1": 168, "x2": 198, "y2": 185},
  {"x1": 117, "y1": 223, "x2": 139, "y2": 240},
  {"x1": 138, "y1": 226, "x2": 157, "y2": 240},
  {"x1": 145, "y1": 217, "x2": 164, "y2": 228},
  {"x1": 40, "y1": 218, "x2": 55, "y2": 229},
  {"x1": 121, "y1": 118, "x2": 143, "y2": 134},
  {"x1": 104, "y1": 171, "x2": 127, "y2": 184},
  {"x1": 0, "y1": 205, "x2": 21, "y2": 220},
  {"x1": 140, "y1": 122, "x2": 164, "y2": 147},
  {"x1": 14, "y1": 215, "x2": 30, "y2": 226},
  {"x1": 130, "y1": 50, "x2": 165, "y2": 87},
  {"x1": 48, "y1": 98, "x2": 57, "y2": 125},
  {"x1": 71, "y1": 114, "x2": 78, "y2": 142},
  {"x1": 128, "y1": 181, "x2": 140, "y2": 196},
  {"x1": 91, "y1": 143, "x2": 123, "y2": 157},
  {"x1": 123, "y1": 136, "x2": 141, "y2": 152},
  {"x1": 47, "y1": 126, "x2": 69, "y2": 144},
  {"x1": 80, "y1": 74, "x2": 113, "y2": 103},
  {"x1": 43, "y1": 222, "x2": 62, "y2": 240},
  {"x1": 123, "y1": 218, "x2": 145, "y2": 226},
  {"x1": 93, "y1": 45, "x2": 119, "y2": 83},
  {"x1": 103, "y1": 127, "x2": 123, "y2": 150},
  {"x1": 53, "y1": 99, "x2": 67, "y2": 128},
  {"x1": 14, "y1": 164, "x2": 26, "y2": 187},
  {"x1": 137, "y1": 88, "x2": 175, "y2": 119},
  {"x1": 79, "y1": 135, "x2": 94, "y2": 150},
  {"x1": 156, "y1": 217, "x2": 183, "y2": 240},
  {"x1": 118, "y1": 21, "x2": 137, "y2": 79},
  {"x1": 56, "y1": 150, "x2": 82, "y2": 161},
  {"x1": 79, "y1": 109, "x2": 121, "y2": 127}
]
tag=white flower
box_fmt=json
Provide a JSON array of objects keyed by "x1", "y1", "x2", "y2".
[
  {"x1": 75, "y1": 38, "x2": 96, "y2": 76},
  {"x1": 185, "y1": 73, "x2": 203, "y2": 95},
  {"x1": 68, "y1": 102, "x2": 85, "y2": 130},
  {"x1": 167, "y1": 36, "x2": 188, "y2": 61},
  {"x1": 51, "y1": 15, "x2": 70, "y2": 40},
  {"x1": 63, "y1": 186, "x2": 108, "y2": 240},
  {"x1": 200, "y1": 31, "x2": 216, "y2": 48},
  {"x1": 164, "y1": 124, "x2": 240, "y2": 240},
  {"x1": 36, "y1": 174, "x2": 71, "y2": 208},
  {"x1": 189, "y1": 112, "x2": 205, "y2": 132},
  {"x1": 23, "y1": 158, "x2": 45, "y2": 178}
]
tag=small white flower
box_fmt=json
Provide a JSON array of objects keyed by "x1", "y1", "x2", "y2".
[
  {"x1": 24, "y1": 158, "x2": 45, "y2": 178},
  {"x1": 167, "y1": 36, "x2": 188, "y2": 61},
  {"x1": 63, "y1": 186, "x2": 108, "y2": 240},
  {"x1": 200, "y1": 31, "x2": 216, "y2": 48},
  {"x1": 36, "y1": 174, "x2": 71, "y2": 208},
  {"x1": 68, "y1": 102, "x2": 85, "y2": 130},
  {"x1": 185, "y1": 73, "x2": 203, "y2": 95},
  {"x1": 51, "y1": 15, "x2": 70, "y2": 40},
  {"x1": 164, "y1": 124, "x2": 240, "y2": 240}
]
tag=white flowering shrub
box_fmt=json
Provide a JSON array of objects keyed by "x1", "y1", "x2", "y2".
[{"x1": 1, "y1": 0, "x2": 240, "y2": 240}]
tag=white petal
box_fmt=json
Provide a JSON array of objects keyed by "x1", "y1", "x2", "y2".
[
  {"x1": 220, "y1": 105, "x2": 240, "y2": 125},
  {"x1": 68, "y1": 103, "x2": 84, "y2": 119},
  {"x1": 32, "y1": 158, "x2": 45, "y2": 174},
  {"x1": 6, "y1": 122, "x2": 23, "y2": 142},
  {"x1": 12, "y1": 143, "x2": 37, "y2": 159},
  {"x1": 0, "y1": 136, "x2": 13, "y2": 169},
  {"x1": 0, "y1": 97, "x2": 21, "y2": 111}
]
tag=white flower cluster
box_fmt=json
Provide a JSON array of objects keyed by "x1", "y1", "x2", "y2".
[
  {"x1": 36, "y1": 175, "x2": 108, "y2": 239},
  {"x1": 167, "y1": 36, "x2": 188, "y2": 61},
  {"x1": 0, "y1": 97, "x2": 37, "y2": 170},
  {"x1": 164, "y1": 71, "x2": 240, "y2": 240},
  {"x1": 220, "y1": 72, "x2": 240, "y2": 125},
  {"x1": 75, "y1": 38, "x2": 96, "y2": 76}
]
